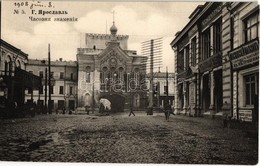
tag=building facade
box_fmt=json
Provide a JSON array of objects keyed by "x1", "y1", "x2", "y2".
[
  {"x1": 25, "y1": 59, "x2": 78, "y2": 111},
  {"x1": 0, "y1": 39, "x2": 40, "y2": 107},
  {"x1": 171, "y1": 2, "x2": 259, "y2": 122},
  {"x1": 77, "y1": 22, "x2": 147, "y2": 112},
  {"x1": 147, "y1": 72, "x2": 175, "y2": 108},
  {"x1": 223, "y1": 2, "x2": 259, "y2": 122}
]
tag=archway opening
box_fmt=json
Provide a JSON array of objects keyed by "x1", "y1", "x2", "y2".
[{"x1": 100, "y1": 94, "x2": 125, "y2": 112}]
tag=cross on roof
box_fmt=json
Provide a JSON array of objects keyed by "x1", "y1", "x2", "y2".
[{"x1": 112, "y1": 10, "x2": 116, "y2": 23}]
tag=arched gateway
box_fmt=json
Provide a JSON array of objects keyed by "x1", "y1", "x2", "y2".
[{"x1": 100, "y1": 93, "x2": 125, "y2": 112}]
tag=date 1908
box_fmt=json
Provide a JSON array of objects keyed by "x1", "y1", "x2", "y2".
[
  {"x1": 14, "y1": 1, "x2": 54, "y2": 9},
  {"x1": 14, "y1": 2, "x2": 29, "y2": 7}
]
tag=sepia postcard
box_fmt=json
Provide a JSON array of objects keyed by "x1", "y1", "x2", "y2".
[{"x1": 0, "y1": 0, "x2": 259, "y2": 165}]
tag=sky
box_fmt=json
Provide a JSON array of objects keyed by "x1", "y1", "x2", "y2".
[{"x1": 1, "y1": 0, "x2": 205, "y2": 72}]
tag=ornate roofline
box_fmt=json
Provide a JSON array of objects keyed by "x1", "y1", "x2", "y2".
[{"x1": 85, "y1": 33, "x2": 129, "y2": 39}]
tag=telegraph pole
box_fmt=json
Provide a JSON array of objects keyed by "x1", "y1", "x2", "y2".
[
  {"x1": 48, "y1": 44, "x2": 52, "y2": 114},
  {"x1": 149, "y1": 39, "x2": 154, "y2": 108},
  {"x1": 141, "y1": 38, "x2": 162, "y2": 110},
  {"x1": 44, "y1": 68, "x2": 47, "y2": 114},
  {"x1": 166, "y1": 66, "x2": 169, "y2": 97},
  {"x1": 166, "y1": 66, "x2": 169, "y2": 103}
]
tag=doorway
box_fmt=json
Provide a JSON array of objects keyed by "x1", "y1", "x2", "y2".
[
  {"x1": 202, "y1": 74, "x2": 210, "y2": 112},
  {"x1": 58, "y1": 100, "x2": 65, "y2": 109},
  {"x1": 101, "y1": 94, "x2": 125, "y2": 112},
  {"x1": 69, "y1": 100, "x2": 75, "y2": 110},
  {"x1": 214, "y1": 70, "x2": 223, "y2": 113}
]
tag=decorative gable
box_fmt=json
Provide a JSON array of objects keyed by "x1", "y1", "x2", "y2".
[{"x1": 98, "y1": 42, "x2": 132, "y2": 68}]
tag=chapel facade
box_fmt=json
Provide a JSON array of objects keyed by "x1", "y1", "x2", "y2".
[{"x1": 77, "y1": 22, "x2": 148, "y2": 112}]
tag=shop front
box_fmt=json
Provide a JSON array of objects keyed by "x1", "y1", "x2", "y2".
[
  {"x1": 198, "y1": 53, "x2": 222, "y2": 118},
  {"x1": 229, "y1": 39, "x2": 259, "y2": 123}
]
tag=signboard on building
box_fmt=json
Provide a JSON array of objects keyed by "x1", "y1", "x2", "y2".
[
  {"x1": 198, "y1": 53, "x2": 222, "y2": 73},
  {"x1": 232, "y1": 52, "x2": 259, "y2": 70},
  {"x1": 229, "y1": 39, "x2": 259, "y2": 70},
  {"x1": 201, "y1": 4, "x2": 222, "y2": 29},
  {"x1": 239, "y1": 109, "x2": 252, "y2": 122}
]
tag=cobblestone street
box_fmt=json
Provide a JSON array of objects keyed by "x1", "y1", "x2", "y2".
[{"x1": 0, "y1": 112, "x2": 258, "y2": 164}]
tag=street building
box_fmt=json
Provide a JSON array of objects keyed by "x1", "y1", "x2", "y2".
[
  {"x1": 146, "y1": 72, "x2": 175, "y2": 108},
  {"x1": 223, "y1": 2, "x2": 259, "y2": 123},
  {"x1": 171, "y1": 2, "x2": 259, "y2": 122},
  {"x1": 0, "y1": 39, "x2": 41, "y2": 107},
  {"x1": 24, "y1": 59, "x2": 78, "y2": 111},
  {"x1": 77, "y1": 22, "x2": 148, "y2": 112}
]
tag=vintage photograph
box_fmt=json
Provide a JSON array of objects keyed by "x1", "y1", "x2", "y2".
[{"x1": 0, "y1": 0, "x2": 259, "y2": 165}]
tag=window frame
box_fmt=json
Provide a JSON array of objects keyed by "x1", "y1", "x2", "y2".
[
  {"x1": 178, "y1": 49, "x2": 184, "y2": 72},
  {"x1": 243, "y1": 11, "x2": 259, "y2": 43},
  {"x1": 213, "y1": 18, "x2": 222, "y2": 54},
  {"x1": 59, "y1": 86, "x2": 64, "y2": 95},
  {"x1": 50, "y1": 86, "x2": 54, "y2": 94},
  {"x1": 191, "y1": 37, "x2": 197, "y2": 66},
  {"x1": 86, "y1": 72, "x2": 90, "y2": 83},
  {"x1": 69, "y1": 86, "x2": 73, "y2": 95},
  {"x1": 201, "y1": 28, "x2": 211, "y2": 60},
  {"x1": 185, "y1": 45, "x2": 190, "y2": 70},
  {"x1": 244, "y1": 73, "x2": 259, "y2": 106},
  {"x1": 60, "y1": 72, "x2": 64, "y2": 79}
]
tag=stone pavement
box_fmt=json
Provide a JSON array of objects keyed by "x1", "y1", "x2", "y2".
[{"x1": 0, "y1": 112, "x2": 258, "y2": 164}]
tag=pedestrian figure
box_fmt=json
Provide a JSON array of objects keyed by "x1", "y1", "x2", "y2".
[
  {"x1": 164, "y1": 102, "x2": 171, "y2": 121},
  {"x1": 62, "y1": 106, "x2": 66, "y2": 114},
  {"x1": 74, "y1": 107, "x2": 78, "y2": 115},
  {"x1": 85, "y1": 104, "x2": 89, "y2": 115},
  {"x1": 68, "y1": 107, "x2": 73, "y2": 115},
  {"x1": 129, "y1": 105, "x2": 135, "y2": 116},
  {"x1": 99, "y1": 103, "x2": 104, "y2": 113}
]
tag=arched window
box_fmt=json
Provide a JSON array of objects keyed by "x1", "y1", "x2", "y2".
[
  {"x1": 5, "y1": 56, "x2": 12, "y2": 75},
  {"x1": 110, "y1": 67, "x2": 115, "y2": 71},
  {"x1": 86, "y1": 66, "x2": 91, "y2": 83},
  {"x1": 9, "y1": 61, "x2": 12, "y2": 73},
  {"x1": 113, "y1": 71, "x2": 119, "y2": 81},
  {"x1": 101, "y1": 66, "x2": 108, "y2": 84},
  {"x1": 20, "y1": 61, "x2": 25, "y2": 69},
  {"x1": 100, "y1": 72, "x2": 103, "y2": 83},
  {"x1": 118, "y1": 67, "x2": 124, "y2": 81},
  {"x1": 16, "y1": 60, "x2": 21, "y2": 68},
  {"x1": 84, "y1": 93, "x2": 91, "y2": 107}
]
